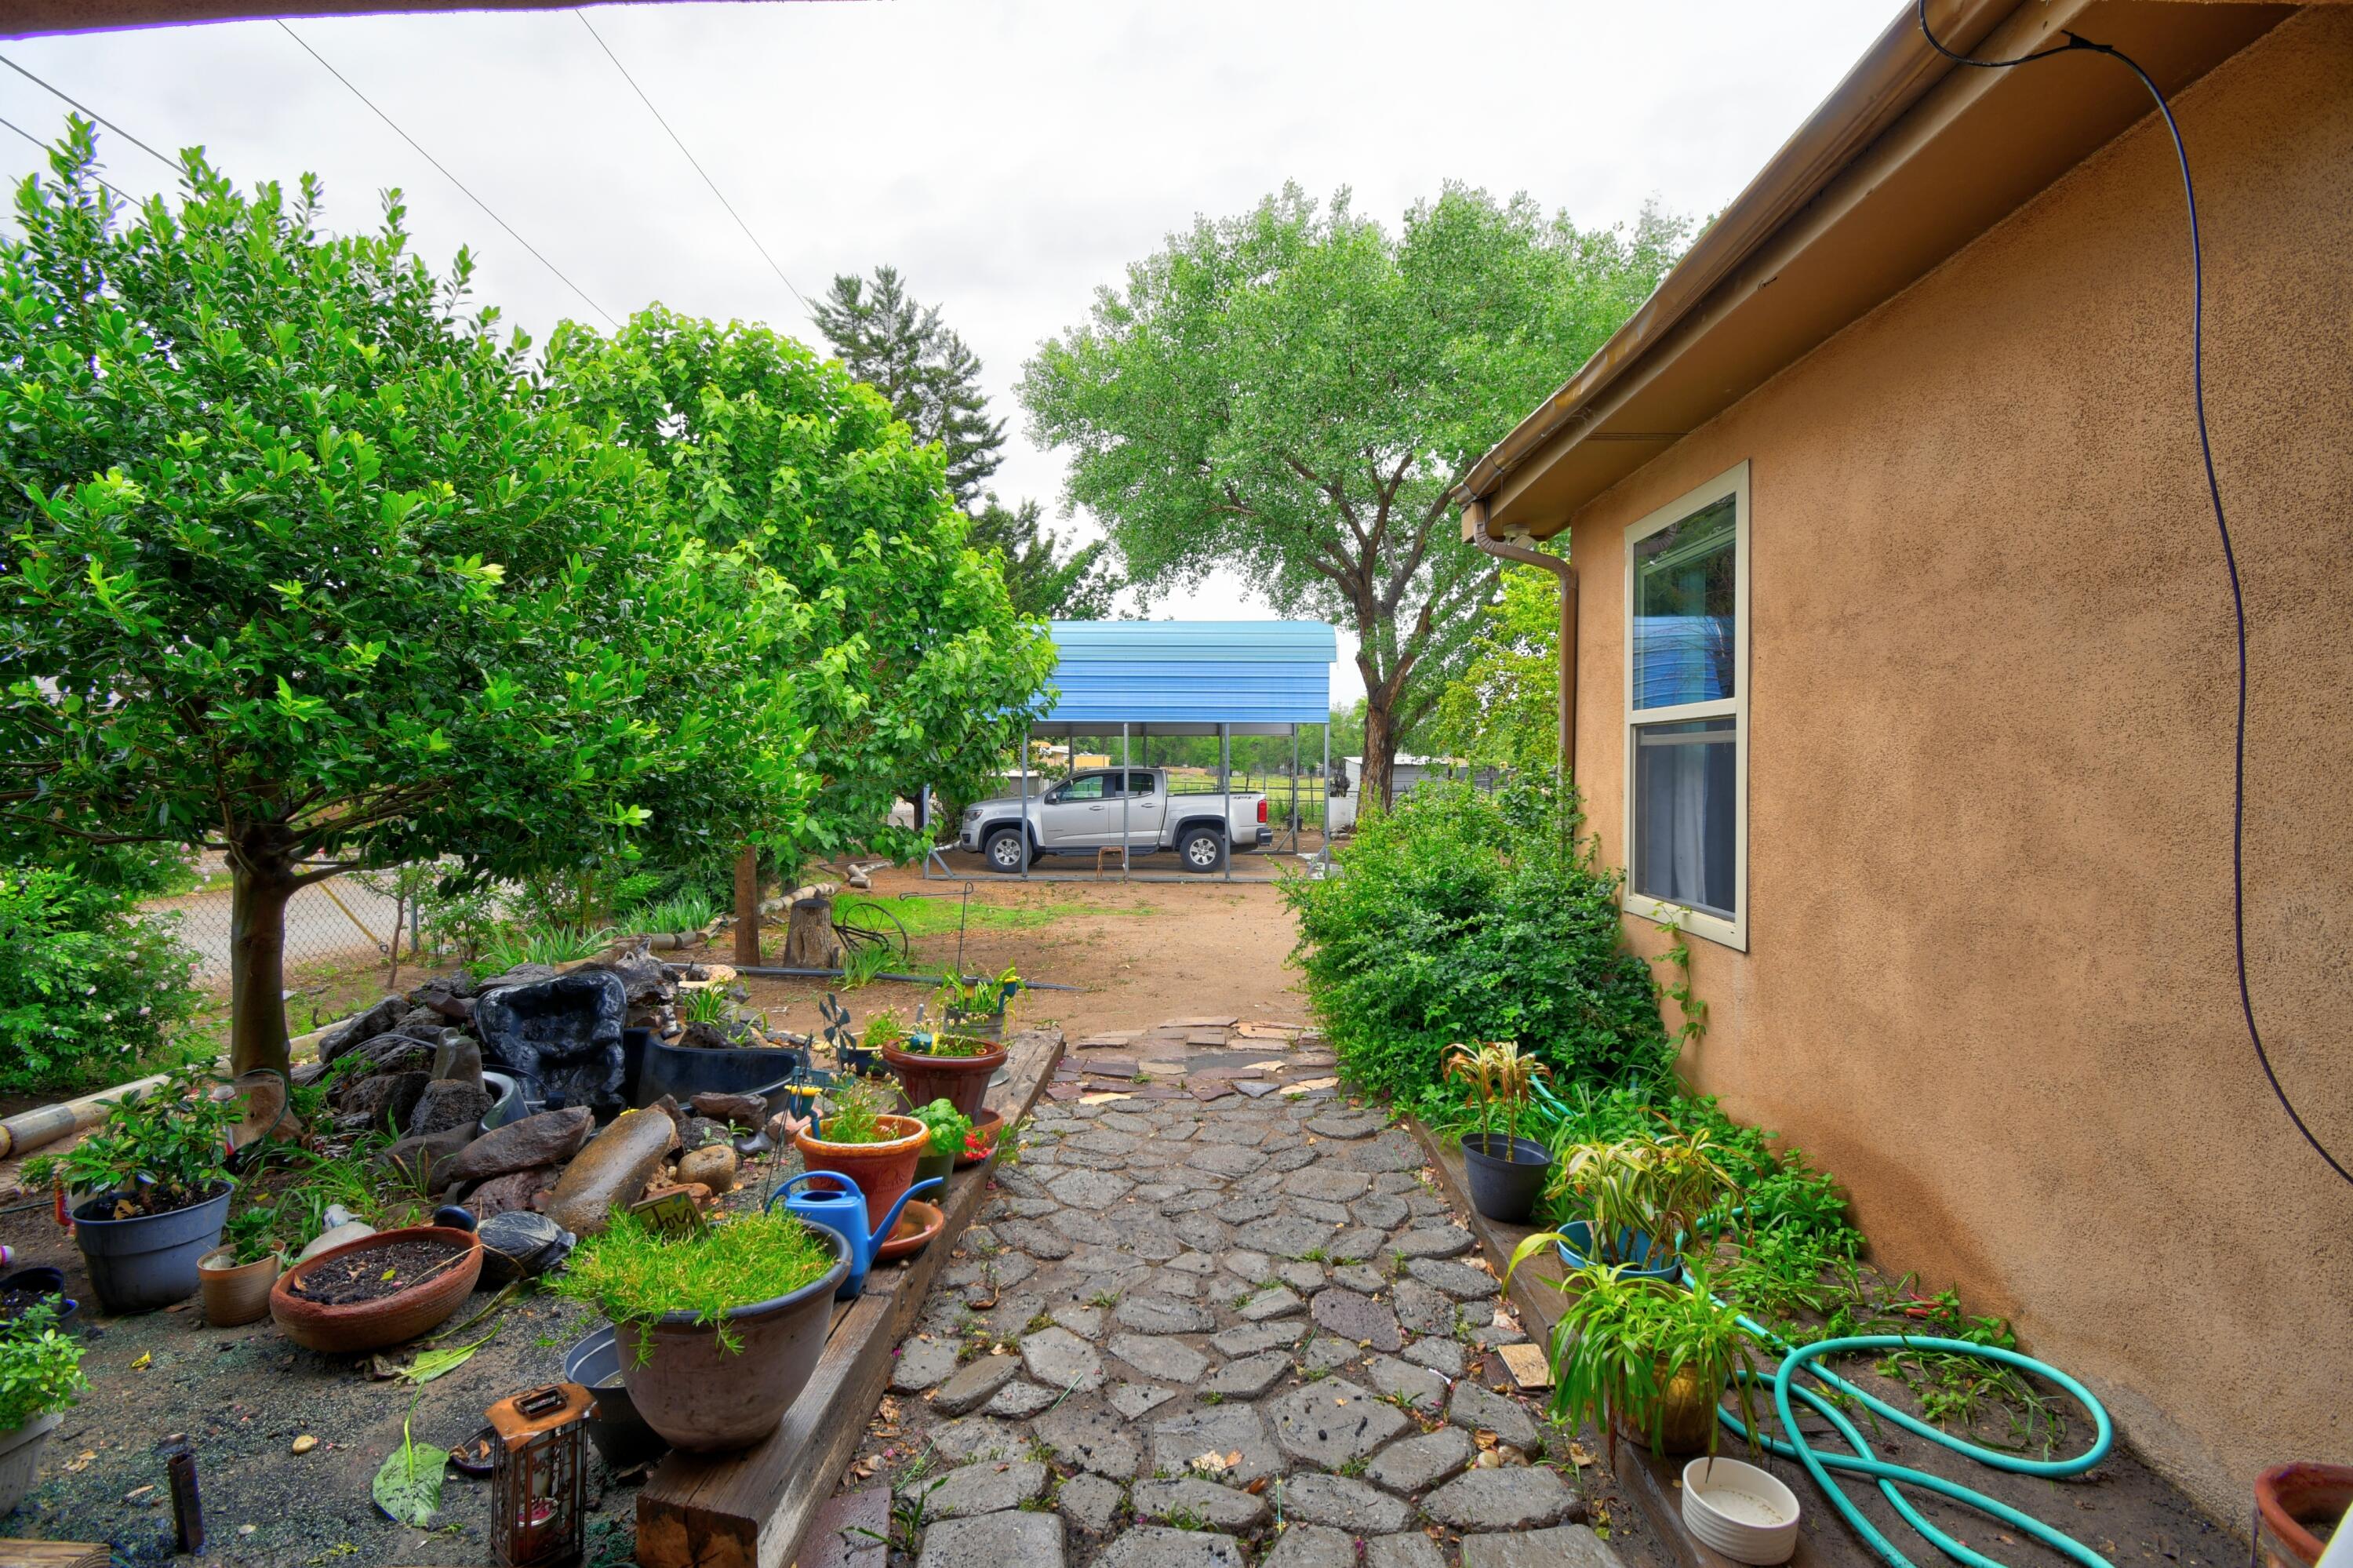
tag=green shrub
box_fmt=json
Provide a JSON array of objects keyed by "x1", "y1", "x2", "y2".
[
  {"x1": 0, "y1": 1304, "x2": 85, "y2": 1432},
  {"x1": 1282, "y1": 778, "x2": 1671, "y2": 1103},
  {"x1": 0, "y1": 861, "x2": 204, "y2": 1096}
]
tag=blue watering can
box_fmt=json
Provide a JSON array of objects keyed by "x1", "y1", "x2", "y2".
[{"x1": 768, "y1": 1170, "x2": 944, "y2": 1300}]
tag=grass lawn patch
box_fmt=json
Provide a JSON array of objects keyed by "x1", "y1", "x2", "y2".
[{"x1": 835, "y1": 892, "x2": 1150, "y2": 938}]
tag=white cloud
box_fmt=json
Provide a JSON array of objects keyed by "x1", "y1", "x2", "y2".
[{"x1": 4, "y1": 0, "x2": 1893, "y2": 700}]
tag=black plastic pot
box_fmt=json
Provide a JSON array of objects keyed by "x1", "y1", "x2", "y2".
[
  {"x1": 71, "y1": 1184, "x2": 233, "y2": 1314},
  {"x1": 1461, "y1": 1134, "x2": 1553, "y2": 1224},
  {"x1": 631, "y1": 1035, "x2": 804, "y2": 1114},
  {"x1": 563, "y1": 1325, "x2": 671, "y2": 1471}
]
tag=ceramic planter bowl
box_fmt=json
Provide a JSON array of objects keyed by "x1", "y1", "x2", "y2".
[
  {"x1": 271, "y1": 1224, "x2": 483, "y2": 1352},
  {"x1": 1682, "y1": 1455, "x2": 1801, "y2": 1564},
  {"x1": 0, "y1": 1413, "x2": 62, "y2": 1517},
  {"x1": 876, "y1": 1200, "x2": 944, "y2": 1262},
  {"x1": 795, "y1": 1115, "x2": 929, "y2": 1232},
  {"x1": 71, "y1": 1184, "x2": 232, "y2": 1315},
  {"x1": 881, "y1": 1040, "x2": 1006, "y2": 1121},
  {"x1": 197, "y1": 1245, "x2": 283, "y2": 1326},
  {"x1": 1460, "y1": 1133, "x2": 1553, "y2": 1224},
  {"x1": 612, "y1": 1223, "x2": 851, "y2": 1452}
]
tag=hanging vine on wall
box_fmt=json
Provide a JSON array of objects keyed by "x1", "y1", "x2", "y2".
[{"x1": 1649, "y1": 905, "x2": 1710, "y2": 1056}]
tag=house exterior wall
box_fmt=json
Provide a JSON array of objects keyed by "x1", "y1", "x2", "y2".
[{"x1": 1557, "y1": 8, "x2": 2352, "y2": 1519}]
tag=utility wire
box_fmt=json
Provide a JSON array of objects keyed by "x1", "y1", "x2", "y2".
[
  {"x1": 571, "y1": 9, "x2": 813, "y2": 318},
  {"x1": 0, "y1": 53, "x2": 180, "y2": 174},
  {"x1": 0, "y1": 110, "x2": 136, "y2": 206},
  {"x1": 1916, "y1": 0, "x2": 2351, "y2": 1189},
  {"x1": 275, "y1": 19, "x2": 616, "y2": 328}
]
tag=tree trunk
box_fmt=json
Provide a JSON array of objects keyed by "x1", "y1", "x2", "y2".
[
  {"x1": 733, "y1": 844, "x2": 762, "y2": 967},
  {"x1": 227, "y1": 862, "x2": 296, "y2": 1081},
  {"x1": 781, "y1": 883, "x2": 843, "y2": 970},
  {"x1": 1361, "y1": 693, "x2": 1400, "y2": 813}
]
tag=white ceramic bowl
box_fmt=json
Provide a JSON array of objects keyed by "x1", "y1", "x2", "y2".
[{"x1": 1682, "y1": 1455, "x2": 1802, "y2": 1565}]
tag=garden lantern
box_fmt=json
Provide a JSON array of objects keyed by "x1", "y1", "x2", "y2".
[{"x1": 486, "y1": 1382, "x2": 593, "y2": 1568}]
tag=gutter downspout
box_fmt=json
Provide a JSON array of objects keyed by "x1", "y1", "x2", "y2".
[{"x1": 1465, "y1": 497, "x2": 1575, "y2": 786}]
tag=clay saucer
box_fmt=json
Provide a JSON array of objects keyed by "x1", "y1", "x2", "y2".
[{"x1": 876, "y1": 1200, "x2": 944, "y2": 1262}]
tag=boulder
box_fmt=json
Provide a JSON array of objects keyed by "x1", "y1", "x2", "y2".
[
  {"x1": 437, "y1": 1107, "x2": 595, "y2": 1188},
  {"x1": 318, "y1": 997, "x2": 407, "y2": 1064},
  {"x1": 463, "y1": 1166, "x2": 560, "y2": 1219},
  {"x1": 333, "y1": 1033, "x2": 437, "y2": 1084},
  {"x1": 409, "y1": 1079, "x2": 495, "y2": 1138},
  {"x1": 431, "y1": 1032, "x2": 485, "y2": 1088},
  {"x1": 475, "y1": 970, "x2": 629, "y2": 1114},
  {"x1": 339, "y1": 1071, "x2": 429, "y2": 1132},
  {"x1": 678, "y1": 1144, "x2": 739, "y2": 1193},
  {"x1": 544, "y1": 1108, "x2": 678, "y2": 1236},
  {"x1": 692, "y1": 1092, "x2": 769, "y2": 1129},
  {"x1": 384, "y1": 1124, "x2": 476, "y2": 1190},
  {"x1": 407, "y1": 970, "x2": 478, "y2": 1020},
  {"x1": 394, "y1": 1007, "x2": 449, "y2": 1042}
]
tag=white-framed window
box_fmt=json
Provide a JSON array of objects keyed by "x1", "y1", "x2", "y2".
[{"x1": 1624, "y1": 461, "x2": 1748, "y2": 950}]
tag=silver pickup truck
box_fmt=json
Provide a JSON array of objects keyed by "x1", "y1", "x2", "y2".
[{"x1": 958, "y1": 768, "x2": 1271, "y2": 873}]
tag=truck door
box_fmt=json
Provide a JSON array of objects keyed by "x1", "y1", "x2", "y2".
[
  {"x1": 1118, "y1": 769, "x2": 1166, "y2": 850},
  {"x1": 1038, "y1": 773, "x2": 1110, "y2": 849}
]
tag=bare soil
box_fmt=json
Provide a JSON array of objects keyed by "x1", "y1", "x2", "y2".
[{"x1": 286, "y1": 1240, "x2": 468, "y2": 1307}]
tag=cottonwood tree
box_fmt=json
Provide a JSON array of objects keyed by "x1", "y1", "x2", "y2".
[
  {"x1": 547, "y1": 307, "x2": 1056, "y2": 953},
  {"x1": 1021, "y1": 184, "x2": 1683, "y2": 806},
  {"x1": 0, "y1": 124, "x2": 804, "y2": 1079}
]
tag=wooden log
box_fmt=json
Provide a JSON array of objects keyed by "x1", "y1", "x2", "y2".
[
  {"x1": 0, "y1": 1544, "x2": 108, "y2": 1568},
  {"x1": 635, "y1": 1028, "x2": 1065, "y2": 1568},
  {"x1": 780, "y1": 882, "x2": 842, "y2": 971}
]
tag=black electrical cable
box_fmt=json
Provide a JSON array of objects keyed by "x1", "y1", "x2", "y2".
[
  {"x1": 1917, "y1": 0, "x2": 2351, "y2": 1189},
  {"x1": 0, "y1": 53, "x2": 180, "y2": 174},
  {"x1": 275, "y1": 20, "x2": 618, "y2": 329}
]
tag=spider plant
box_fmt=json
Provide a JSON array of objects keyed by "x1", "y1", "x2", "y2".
[
  {"x1": 625, "y1": 891, "x2": 718, "y2": 938},
  {"x1": 1444, "y1": 1040, "x2": 1551, "y2": 1149},
  {"x1": 472, "y1": 922, "x2": 616, "y2": 978},
  {"x1": 840, "y1": 942, "x2": 893, "y2": 990},
  {"x1": 678, "y1": 986, "x2": 734, "y2": 1028},
  {"x1": 1550, "y1": 1126, "x2": 1742, "y2": 1264}
]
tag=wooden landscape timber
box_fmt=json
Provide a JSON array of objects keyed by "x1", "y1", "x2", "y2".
[{"x1": 635, "y1": 1027, "x2": 1065, "y2": 1568}]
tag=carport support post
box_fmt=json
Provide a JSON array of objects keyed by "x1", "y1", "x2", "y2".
[
  {"x1": 1122, "y1": 722, "x2": 1132, "y2": 882},
  {"x1": 1290, "y1": 722, "x2": 1300, "y2": 849},
  {"x1": 1220, "y1": 722, "x2": 1232, "y2": 882}
]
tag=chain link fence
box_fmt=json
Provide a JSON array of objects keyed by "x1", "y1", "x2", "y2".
[{"x1": 138, "y1": 853, "x2": 424, "y2": 987}]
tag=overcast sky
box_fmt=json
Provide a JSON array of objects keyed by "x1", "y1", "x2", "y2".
[{"x1": 2, "y1": 0, "x2": 1896, "y2": 700}]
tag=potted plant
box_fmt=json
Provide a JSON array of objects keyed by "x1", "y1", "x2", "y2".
[
  {"x1": 198, "y1": 1199, "x2": 287, "y2": 1326},
  {"x1": 883, "y1": 1001, "x2": 1006, "y2": 1120},
  {"x1": 792, "y1": 1078, "x2": 929, "y2": 1232},
  {"x1": 1446, "y1": 1041, "x2": 1555, "y2": 1223},
  {"x1": 270, "y1": 1220, "x2": 484, "y2": 1353},
  {"x1": 1551, "y1": 1126, "x2": 1739, "y2": 1280},
  {"x1": 25, "y1": 1067, "x2": 238, "y2": 1314},
  {"x1": 928, "y1": 967, "x2": 1020, "y2": 1043},
  {"x1": 555, "y1": 1210, "x2": 849, "y2": 1452},
  {"x1": 0, "y1": 1304, "x2": 85, "y2": 1515},
  {"x1": 1504, "y1": 1251, "x2": 1758, "y2": 1461},
  {"x1": 909, "y1": 1099, "x2": 973, "y2": 1187}
]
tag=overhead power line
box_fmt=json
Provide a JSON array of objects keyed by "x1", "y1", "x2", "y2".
[
  {"x1": 0, "y1": 110, "x2": 137, "y2": 205},
  {"x1": 275, "y1": 19, "x2": 617, "y2": 328},
  {"x1": 0, "y1": 52, "x2": 180, "y2": 174},
  {"x1": 571, "y1": 9, "x2": 813, "y2": 318}
]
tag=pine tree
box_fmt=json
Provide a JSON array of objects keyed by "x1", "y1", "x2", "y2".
[{"x1": 816, "y1": 265, "x2": 1122, "y2": 618}]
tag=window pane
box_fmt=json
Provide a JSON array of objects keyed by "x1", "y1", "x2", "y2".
[
  {"x1": 1632, "y1": 717, "x2": 1737, "y2": 920},
  {"x1": 1064, "y1": 777, "x2": 1104, "y2": 801},
  {"x1": 1126, "y1": 772, "x2": 1156, "y2": 795},
  {"x1": 1632, "y1": 494, "x2": 1737, "y2": 709}
]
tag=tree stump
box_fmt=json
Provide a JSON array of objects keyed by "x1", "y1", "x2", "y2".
[{"x1": 781, "y1": 882, "x2": 843, "y2": 970}]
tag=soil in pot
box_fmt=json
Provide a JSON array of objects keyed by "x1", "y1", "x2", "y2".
[{"x1": 288, "y1": 1237, "x2": 469, "y2": 1306}]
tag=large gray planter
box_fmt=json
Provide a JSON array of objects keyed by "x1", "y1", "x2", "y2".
[
  {"x1": 71, "y1": 1184, "x2": 233, "y2": 1314},
  {"x1": 0, "y1": 1413, "x2": 61, "y2": 1515}
]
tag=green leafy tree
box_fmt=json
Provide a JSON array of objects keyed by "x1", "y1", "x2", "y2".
[
  {"x1": 547, "y1": 307, "x2": 1056, "y2": 882},
  {"x1": 1021, "y1": 183, "x2": 1684, "y2": 806},
  {"x1": 0, "y1": 123, "x2": 805, "y2": 1079},
  {"x1": 0, "y1": 849, "x2": 204, "y2": 1094},
  {"x1": 817, "y1": 265, "x2": 1120, "y2": 619},
  {"x1": 1422, "y1": 558, "x2": 1565, "y2": 776}
]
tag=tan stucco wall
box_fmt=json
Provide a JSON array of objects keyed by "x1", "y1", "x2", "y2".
[{"x1": 1558, "y1": 8, "x2": 2353, "y2": 1523}]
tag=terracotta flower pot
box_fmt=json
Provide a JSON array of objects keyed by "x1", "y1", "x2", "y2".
[
  {"x1": 881, "y1": 1040, "x2": 1006, "y2": 1122},
  {"x1": 613, "y1": 1224, "x2": 851, "y2": 1452},
  {"x1": 270, "y1": 1225, "x2": 484, "y2": 1353},
  {"x1": 197, "y1": 1245, "x2": 283, "y2": 1327},
  {"x1": 794, "y1": 1115, "x2": 929, "y2": 1232}
]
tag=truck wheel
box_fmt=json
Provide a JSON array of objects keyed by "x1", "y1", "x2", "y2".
[
  {"x1": 984, "y1": 829, "x2": 1028, "y2": 875},
  {"x1": 1177, "y1": 826, "x2": 1226, "y2": 874}
]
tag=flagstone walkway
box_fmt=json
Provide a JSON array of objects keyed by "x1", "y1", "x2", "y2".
[{"x1": 822, "y1": 1020, "x2": 1625, "y2": 1568}]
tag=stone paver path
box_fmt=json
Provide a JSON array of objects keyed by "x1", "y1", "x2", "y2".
[{"x1": 842, "y1": 1026, "x2": 1623, "y2": 1568}]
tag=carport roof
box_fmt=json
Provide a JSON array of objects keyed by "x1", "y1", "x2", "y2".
[{"x1": 1039, "y1": 620, "x2": 1337, "y2": 732}]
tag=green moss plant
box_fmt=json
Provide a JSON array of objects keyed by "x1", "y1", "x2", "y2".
[{"x1": 556, "y1": 1211, "x2": 837, "y2": 1355}]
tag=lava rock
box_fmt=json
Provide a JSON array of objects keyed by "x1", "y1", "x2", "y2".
[
  {"x1": 332, "y1": 1035, "x2": 436, "y2": 1086},
  {"x1": 692, "y1": 1092, "x2": 769, "y2": 1129},
  {"x1": 430, "y1": 1033, "x2": 485, "y2": 1089},
  {"x1": 438, "y1": 1107, "x2": 595, "y2": 1188},
  {"x1": 462, "y1": 1166, "x2": 560, "y2": 1219},
  {"x1": 474, "y1": 970, "x2": 629, "y2": 1114},
  {"x1": 318, "y1": 997, "x2": 407, "y2": 1064},
  {"x1": 383, "y1": 1124, "x2": 476, "y2": 1189},
  {"x1": 339, "y1": 1071, "x2": 429, "y2": 1133},
  {"x1": 409, "y1": 1079, "x2": 495, "y2": 1138}
]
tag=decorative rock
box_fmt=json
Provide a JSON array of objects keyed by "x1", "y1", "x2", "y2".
[
  {"x1": 1309, "y1": 1286, "x2": 1402, "y2": 1352},
  {"x1": 461, "y1": 1166, "x2": 558, "y2": 1220},
  {"x1": 1448, "y1": 1381, "x2": 1543, "y2": 1453},
  {"x1": 1096, "y1": 1526, "x2": 1243, "y2": 1568},
  {"x1": 1364, "y1": 1425, "x2": 1475, "y2": 1494},
  {"x1": 429, "y1": 1033, "x2": 485, "y2": 1089},
  {"x1": 677, "y1": 1144, "x2": 740, "y2": 1194},
  {"x1": 933, "y1": 1355, "x2": 1023, "y2": 1415},
  {"x1": 319, "y1": 997, "x2": 406, "y2": 1064},
  {"x1": 384, "y1": 1124, "x2": 475, "y2": 1188},
  {"x1": 1267, "y1": 1378, "x2": 1410, "y2": 1469},
  {"x1": 908, "y1": 1459, "x2": 1049, "y2": 1520},
  {"x1": 1130, "y1": 1478, "x2": 1269, "y2": 1530},
  {"x1": 1262, "y1": 1525, "x2": 1355, "y2": 1568},
  {"x1": 1108, "y1": 1382, "x2": 1178, "y2": 1420},
  {"x1": 1148, "y1": 1406, "x2": 1282, "y2": 1486},
  {"x1": 1058, "y1": 1472, "x2": 1126, "y2": 1535},
  {"x1": 1020, "y1": 1326, "x2": 1107, "y2": 1392},
  {"x1": 1108, "y1": 1333, "x2": 1209, "y2": 1384},
  {"x1": 1116, "y1": 1296, "x2": 1216, "y2": 1335},
  {"x1": 1279, "y1": 1473, "x2": 1412, "y2": 1534},
  {"x1": 1198, "y1": 1352, "x2": 1290, "y2": 1399},
  {"x1": 1239, "y1": 1287, "x2": 1304, "y2": 1322},
  {"x1": 544, "y1": 1108, "x2": 676, "y2": 1236},
  {"x1": 1037, "y1": 1404, "x2": 1144, "y2": 1478},
  {"x1": 915, "y1": 1509, "x2": 1064, "y2": 1568},
  {"x1": 892, "y1": 1336, "x2": 960, "y2": 1392},
  {"x1": 474, "y1": 968, "x2": 629, "y2": 1114},
  {"x1": 1402, "y1": 1338, "x2": 1466, "y2": 1377},
  {"x1": 1367, "y1": 1353, "x2": 1447, "y2": 1413},
  {"x1": 407, "y1": 1079, "x2": 493, "y2": 1138},
  {"x1": 1420, "y1": 1466, "x2": 1577, "y2": 1531},
  {"x1": 1209, "y1": 1320, "x2": 1306, "y2": 1356},
  {"x1": 342, "y1": 1071, "x2": 430, "y2": 1133},
  {"x1": 1387, "y1": 1226, "x2": 1475, "y2": 1260},
  {"x1": 692, "y1": 1091, "x2": 770, "y2": 1128},
  {"x1": 438, "y1": 1107, "x2": 594, "y2": 1188}
]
